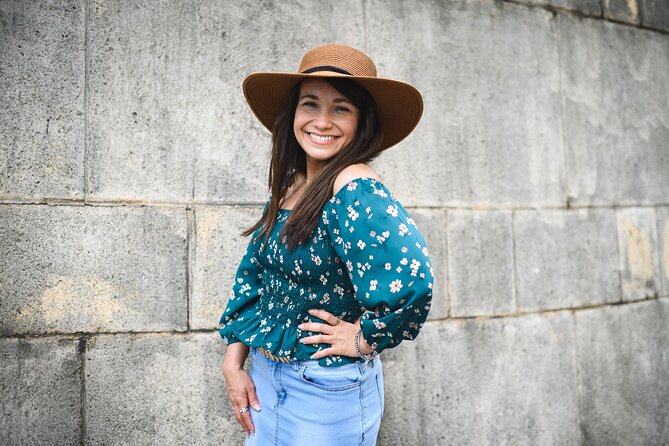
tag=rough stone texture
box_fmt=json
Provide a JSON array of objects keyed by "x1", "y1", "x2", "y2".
[
  {"x1": 520, "y1": 0, "x2": 602, "y2": 15},
  {"x1": 604, "y1": 0, "x2": 641, "y2": 24},
  {"x1": 515, "y1": 209, "x2": 620, "y2": 311},
  {"x1": 378, "y1": 313, "x2": 579, "y2": 445},
  {"x1": 0, "y1": 205, "x2": 188, "y2": 334},
  {"x1": 0, "y1": 337, "x2": 82, "y2": 445},
  {"x1": 616, "y1": 207, "x2": 661, "y2": 301},
  {"x1": 85, "y1": 333, "x2": 240, "y2": 445},
  {"x1": 191, "y1": 205, "x2": 262, "y2": 329},
  {"x1": 640, "y1": 0, "x2": 669, "y2": 31},
  {"x1": 409, "y1": 208, "x2": 448, "y2": 320},
  {"x1": 0, "y1": 0, "x2": 85, "y2": 200},
  {"x1": 366, "y1": 0, "x2": 564, "y2": 208},
  {"x1": 560, "y1": 15, "x2": 669, "y2": 206},
  {"x1": 575, "y1": 300, "x2": 669, "y2": 445},
  {"x1": 87, "y1": 0, "x2": 364, "y2": 203},
  {"x1": 657, "y1": 207, "x2": 669, "y2": 297},
  {"x1": 448, "y1": 210, "x2": 515, "y2": 317}
]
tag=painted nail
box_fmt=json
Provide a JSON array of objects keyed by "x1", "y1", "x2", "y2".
[
  {"x1": 297, "y1": 324, "x2": 304, "y2": 330},
  {"x1": 253, "y1": 403, "x2": 262, "y2": 411}
]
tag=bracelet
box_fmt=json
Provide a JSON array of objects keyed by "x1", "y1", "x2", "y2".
[{"x1": 355, "y1": 329, "x2": 377, "y2": 362}]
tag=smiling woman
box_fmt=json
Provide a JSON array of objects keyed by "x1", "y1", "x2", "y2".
[{"x1": 217, "y1": 43, "x2": 433, "y2": 446}]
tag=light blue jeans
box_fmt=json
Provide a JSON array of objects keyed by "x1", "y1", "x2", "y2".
[{"x1": 245, "y1": 346, "x2": 384, "y2": 446}]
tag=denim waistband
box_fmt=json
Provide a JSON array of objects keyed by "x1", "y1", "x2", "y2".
[{"x1": 250, "y1": 346, "x2": 377, "y2": 373}]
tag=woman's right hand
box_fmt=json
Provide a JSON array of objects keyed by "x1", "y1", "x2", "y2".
[{"x1": 223, "y1": 366, "x2": 261, "y2": 436}]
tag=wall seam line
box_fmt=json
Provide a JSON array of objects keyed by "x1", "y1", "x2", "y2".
[
  {"x1": 83, "y1": 0, "x2": 90, "y2": 204},
  {"x1": 79, "y1": 336, "x2": 88, "y2": 446},
  {"x1": 186, "y1": 208, "x2": 194, "y2": 331}
]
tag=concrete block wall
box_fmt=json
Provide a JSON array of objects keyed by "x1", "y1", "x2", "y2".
[{"x1": 1, "y1": 0, "x2": 667, "y2": 444}]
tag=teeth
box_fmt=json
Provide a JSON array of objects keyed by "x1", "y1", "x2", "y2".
[{"x1": 309, "y1": 133, "x2": 336, "y2": 142}]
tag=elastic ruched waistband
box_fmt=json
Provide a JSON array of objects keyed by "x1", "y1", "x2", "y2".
[{"x1": 258, "y1": 288, "x2": 365, "y2": 322}]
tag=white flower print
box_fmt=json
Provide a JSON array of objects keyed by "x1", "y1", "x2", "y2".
[
  {"x1": 390, "y1": 279, "x2": 403, "y2": 293},
  {"x1": 370, "y1": 279, "x2": 378, "y2": 291},
  {"x1": 357, "y1": 240, "x2": 366, "y2": 250},
  {"x1": 384, "y1": 262, "x2": 392, "y2": 270},
  {"x1": 400, "y1": 258, "x2": 408, "y2": 265},
  {"x1": 348, "y1": 205, "x2": 359, "y2": 221},
  {"x1": 398, "y1": 223, "x2": 409, "y2": 236},
  {"x1": 386, "y1": 205, "x2": 398, "y2": 217}
]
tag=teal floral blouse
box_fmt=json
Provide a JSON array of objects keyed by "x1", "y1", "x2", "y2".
[{"x1": 218, "y1": 177, "x2": 434, "y2": 367}]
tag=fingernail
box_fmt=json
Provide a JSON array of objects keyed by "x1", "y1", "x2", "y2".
[
  {"x1": 253, "y1": 403, "x2": 262, "y2": 411},
  {"x1": 310, "y1": 354, "x2": 316, "y2": 359},
  {"x1": 308, "y1": 309, "x2": 316, "y2": 314},
  {"x1": 299, "y1": 338, "x2": 306, "y2": 343},
  {"x1": 297, "y1": 324, "x2": 304, "y2": 330}
]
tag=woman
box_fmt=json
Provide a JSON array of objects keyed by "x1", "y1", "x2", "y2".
[{"x1": 218, "y1": 43, "x2": 434, "y2": 445}]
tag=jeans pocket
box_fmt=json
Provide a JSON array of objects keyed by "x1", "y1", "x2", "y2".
[{"x1": 299, "y1": 363, "x2": 362, "y2": 392}]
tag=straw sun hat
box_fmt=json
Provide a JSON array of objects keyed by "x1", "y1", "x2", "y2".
[{"x1": 242, "y1": 43, "x2": 424, "y2": 151}]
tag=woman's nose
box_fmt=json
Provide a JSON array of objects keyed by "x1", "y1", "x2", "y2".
[{"x1": 313, "y1": 109, "x2": 333, "y2": 129}]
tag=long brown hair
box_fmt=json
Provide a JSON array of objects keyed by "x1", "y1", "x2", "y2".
[{"x1": 241, "y1": 77, "x2": 383, "y2": 252}]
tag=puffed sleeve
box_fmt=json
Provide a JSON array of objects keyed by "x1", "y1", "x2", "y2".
[
  {"x1": 325, "y1": 177, "x2": 434, "y2": 354},
  {"x1": 217, "y1": 203, "x2": 267, "y2": 346}
]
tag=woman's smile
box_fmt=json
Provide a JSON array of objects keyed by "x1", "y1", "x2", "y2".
[{"x1": 305, "y1": 132, "x2": 340, "y2": 145}]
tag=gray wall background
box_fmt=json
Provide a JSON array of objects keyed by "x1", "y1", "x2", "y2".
[{"x1": 1, "y1": 0, "x2": 668, "y2": 445}]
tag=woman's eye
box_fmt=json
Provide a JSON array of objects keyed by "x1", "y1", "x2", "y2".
[
  {"x1": 335, "y1": 106, "x2": 351, "y2": 113},
  {"x1": 301, "y1": 101, "x2": 317, "y2": 108}
]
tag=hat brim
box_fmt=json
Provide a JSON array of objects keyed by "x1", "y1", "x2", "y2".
[{"x1": 242, "y1": 72, "x2": 423, "y2": 151}]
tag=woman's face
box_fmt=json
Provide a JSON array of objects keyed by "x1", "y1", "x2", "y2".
[{"x1": 293, "y1": 78, "x2": 360, "y2": 164}]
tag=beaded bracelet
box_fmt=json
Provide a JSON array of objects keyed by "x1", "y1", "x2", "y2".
[{"x1": 355, "y1": 329, "x2": 377, "y2": 363}]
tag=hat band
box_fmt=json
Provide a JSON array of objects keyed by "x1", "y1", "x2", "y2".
[{"x1": 301, "y1": 65, "x2": 352, "y2": 75}]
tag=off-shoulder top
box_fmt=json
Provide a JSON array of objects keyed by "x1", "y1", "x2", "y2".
[{"x1": 217, "y1": 177, "x2": 434, "y2": 367}]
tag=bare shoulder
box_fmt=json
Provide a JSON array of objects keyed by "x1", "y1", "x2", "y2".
[{"x1": 333, "y1": 163, "x2": 381, "y2": 197}]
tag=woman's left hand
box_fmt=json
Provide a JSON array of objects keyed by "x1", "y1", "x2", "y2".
[{"x1": 298, "y1": 308, "x2": 374, "y2": 359}]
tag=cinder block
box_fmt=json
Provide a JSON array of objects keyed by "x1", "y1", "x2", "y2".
[
  {"x1": 657, "y1": 207, "x2": 669, "y2": 297},
  {"x1": 378, "y1": 314, "x2": 579, "y2": 445},
  {"x1": 519, "y1": 0, "x2": 602, "y2": 15},
  {"x1": 410, "y1": 208, "x2": 447, "y2": 320},
  {"x1": 87, "y1": 0, "x2": 364, "y2": 203},
  {"x1": 448, "y1": 210, "x2": 515, "y2": 317},
  {"x1": 0, "y1": 205, "x2": 187, "y2": 334},
  {"x1": 0, "y1": 0, "x2": 85, "y2": 200},
  {"x1": 603, "y1": 0, "x2": 641, "y2": 24},
  {"x1": 640, "y1": 0, "x2": 669, "y2": 31},
  {"x1": 515, "y1": 209, "x2": 620, "y2": 311},
  {"x1": 0, "y1": 337, "x2": 82, "y2": 445},
  {"x1": 617, "y1": 208, "x2": 661, "y2": 301},
  {"x1": 191, "y1": 205, "x2": 262, "y2": 329},
  {"x1": 575, "y1": 300, "x2": 669, "y2": 445},
  {"x1": 367, "y1": 0, "x2": 564, "y2": 208},
  {"x1": 559, "y1": 15, "x2": 669, "y2": 205},
  {"x1": 85, "y1": 333, "x2": 240, "y2": 445}
]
